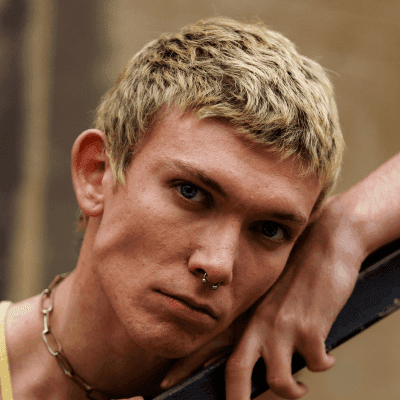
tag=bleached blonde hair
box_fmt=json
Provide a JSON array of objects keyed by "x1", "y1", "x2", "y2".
[{"x1": 82, "y1": 17, "x2": 344, "y2": 228}]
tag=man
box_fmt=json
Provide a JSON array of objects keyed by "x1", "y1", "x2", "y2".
[{"x1": 1, "y1": 16, "x2": 346, "y2": 399}]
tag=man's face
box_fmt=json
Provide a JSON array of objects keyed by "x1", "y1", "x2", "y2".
[{"x1": 93, "y1": 107, "x2": 321, "y2": 358}]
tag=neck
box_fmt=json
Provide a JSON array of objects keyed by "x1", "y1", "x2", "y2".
[
  {"x1": 6, "y1": 265, "x2": 173, "y2": 399},
  {"x1": 49, "y1": 266, "x2": 173, "y2": 398}
]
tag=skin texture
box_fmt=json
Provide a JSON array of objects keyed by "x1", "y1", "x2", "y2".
[
  {"x1": 4, "y1": 104, "x2": 398, "y2": 399},
  {"x1": 162, "y1": 152, "x2": 400, "y2": 400},
  {"x1": 224, "y1": 151, "x2": 400, "y2": 400},
  {"x1": 90, "y1": 106, "x2": 321, "y2": 358},
  {"x1": 2, "y1": 107, "x2": 321, "y2": 399}
]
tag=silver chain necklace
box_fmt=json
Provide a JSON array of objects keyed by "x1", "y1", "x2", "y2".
[{"x1": 41, "y1": 273, "x2": 109, "y2": 400}]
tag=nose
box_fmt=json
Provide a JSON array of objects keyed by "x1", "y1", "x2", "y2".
[{"x1": 188, "y1": 220, "x2": 239, "y2": 288}]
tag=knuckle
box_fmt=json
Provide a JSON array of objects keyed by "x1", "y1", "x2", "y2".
[
  {"x1": 268, "y1": 376, "x2": 290, "y2": 392},
  {"x1": 297, "y1": 319, "x2": 325, "y2": 343},
  {"x1": 268, "y1": 311, "x2": 296, "y2": 332},
  {"x1": 301, "y1": 326, "x2": 321, "y2": 342}
]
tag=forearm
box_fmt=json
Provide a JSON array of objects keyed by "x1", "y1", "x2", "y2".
[{"x1": 328, "y1": 152, "x2": 400, "y2": 259}]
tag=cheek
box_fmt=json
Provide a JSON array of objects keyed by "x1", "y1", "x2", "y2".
[
  {"x1": 97, "y1": 185, "x2": 167, "y2": 242},
  {"x1": 92, "y1": 186, "x2": 200, "y2": 276}
]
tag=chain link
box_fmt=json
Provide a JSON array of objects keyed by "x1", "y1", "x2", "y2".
[{"x1": 41, "y1": 273, "x2": 109, "y2": 400}]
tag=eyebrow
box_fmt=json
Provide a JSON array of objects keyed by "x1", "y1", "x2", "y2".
[
  {"x1": 163, "y1": 159, "x2": 308, "y2": 226},
  {"x1": 164, "y1": 159, "x2": 229, "y2": 200},
  {"x1": 270, "y1": 211, "x2": 307, "y2": 226}
]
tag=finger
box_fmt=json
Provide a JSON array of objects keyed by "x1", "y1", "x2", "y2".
[
  {"x1": 225, "y1": 333, "x2": 263, "y2": 400},
  {"x1": 263, "y1": 343, "x2": 308, "y2": 399},
  {"x1": 161, "y1": 340, "x2": 234, "y2": 389},
  {"x1": 297, "y1": 332, "x2": 335, "y2": 373}
]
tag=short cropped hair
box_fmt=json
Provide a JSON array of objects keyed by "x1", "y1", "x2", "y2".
[{"x1": 82, "y1": 17, "x2": 344, "y2": 228}]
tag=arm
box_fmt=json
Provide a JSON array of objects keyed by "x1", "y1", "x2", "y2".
[
  {"x1": 161, "y1": 152, "x2": 400, "y2": 399},
  {"x1": 223, "y1": 151, "x2": 400, "y2": 399},
  {"x1": 334, "y1": 152, "x2": 400, "y2": 256}
]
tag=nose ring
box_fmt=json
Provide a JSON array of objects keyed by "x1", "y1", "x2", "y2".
[
  {"x1": 212, "y1": 283, "x2": 221, "y2": 290},
  {"x1": 202, "y1": 273, "x2": 221, "y2": 290}
]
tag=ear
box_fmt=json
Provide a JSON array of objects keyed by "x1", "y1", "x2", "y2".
[{"x1": 71, "y1": 129, "x2": 111, "y2": 218}]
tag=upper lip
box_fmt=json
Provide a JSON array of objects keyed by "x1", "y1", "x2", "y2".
[{"x1": 158, "y1": 290, "x2": 218, "y2": 320}]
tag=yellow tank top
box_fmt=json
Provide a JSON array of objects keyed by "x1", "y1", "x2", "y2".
[{"x1": 0, "y1": 301, "x2": 13, "y2": 400}]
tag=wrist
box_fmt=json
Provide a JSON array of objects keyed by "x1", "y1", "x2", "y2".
[
  {"x1": 320, "y1": 194, "x2": 370, "y2": 266},
  {"x1": 327, "y1": 183, "x2": 400, "y2": 258}
]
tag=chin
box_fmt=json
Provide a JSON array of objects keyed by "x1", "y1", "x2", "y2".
[
  {"x1": 111, "y1": 294, "x2": 220, "y2": 359},
  {"x1": 129, "y1": 322, "x2": 211, "y2": 359},
  {"x1": 153, "y1": 343, "x2": 201, "y2": 359},
  {"x1": 155, "y1": 334, "x2": 208, "y2": 359}
]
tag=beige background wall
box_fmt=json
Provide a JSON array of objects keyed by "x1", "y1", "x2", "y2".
[{"x1": 1, "y1": 0, "x2": 399, "y2": 399}]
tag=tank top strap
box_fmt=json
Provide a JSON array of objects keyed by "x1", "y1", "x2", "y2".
[{"x1": 0, "y1": 301, "x2": 14, "y2": 400}]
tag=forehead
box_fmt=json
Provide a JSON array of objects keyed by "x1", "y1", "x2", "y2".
[{"x1": 134, "y1": 107, "x2": 321, "y2": 219}]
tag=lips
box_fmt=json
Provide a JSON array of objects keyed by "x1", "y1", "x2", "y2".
[{"x1": 156, "y1": 290, "x2": 218, "y2": 320}]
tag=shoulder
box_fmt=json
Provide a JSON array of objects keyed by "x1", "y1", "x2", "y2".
[
  {"x1": 6, "y1": 295, "x2": 42, "y2": 365},
  {"x1": 3, "y1": 295, "x2": 42, "y2": 400},
  {"x1": 6, "y1": 295, "x2": 41, "y2": 335}
]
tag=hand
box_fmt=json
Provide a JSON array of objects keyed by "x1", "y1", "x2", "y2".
[
  {"x1": 224, "y1": 197, "x2": 366, "y2": 399},
  {"x1": 159, "y1": 197, "x2": 367, "y2": 399}
]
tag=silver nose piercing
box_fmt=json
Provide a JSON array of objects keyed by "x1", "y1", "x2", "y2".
[
  {"x1": 202, "y1": 272, "x2": 207, "y2": 283},
  {"x1": 212, "y1": 283, "x2": 221, "y2": 290}
]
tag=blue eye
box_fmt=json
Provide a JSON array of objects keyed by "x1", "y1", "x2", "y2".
[
  {"x1": 176, "y1": 183, "x2": 206, "y2": 203},
  {"x1": 259, "y1": 221, "x2": 285, "y2": 241}
]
